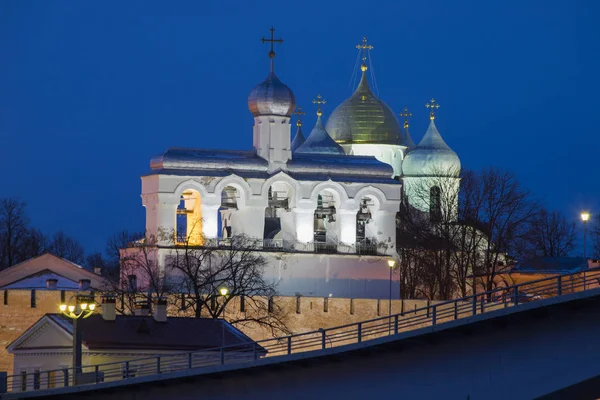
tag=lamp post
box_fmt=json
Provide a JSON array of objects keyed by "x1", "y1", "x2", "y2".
[
  {"x1": 219, "y1": 287, "x2": 229, "y2": 346},
  {"x1": 387, "y1": 259, "x2": 396, "y2": 333},
  {"x1": 581, "y1": 212, "x2": 590, "y2": 260},
  {"x1": 59, "y1": 295, "x2": 95, "y2": 385}
]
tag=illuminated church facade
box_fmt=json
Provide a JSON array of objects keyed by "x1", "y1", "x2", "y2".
[{"x1": 134, "y1": 32, "x2": 460, "y2": 298}]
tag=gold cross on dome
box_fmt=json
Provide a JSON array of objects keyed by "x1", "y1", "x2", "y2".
[
  {"x1": 399, "y1": 107, "x2": 412, "y2": 130},
  {"x1": 356, "y1": 36, "x2": 374, "y2": 71},
  {"x1": 425, "y1": 98, "x2": 440, "y2": 120},
  {"x1": 292, "y1": 107, "x2": 306, "y2": 127},
  {"x1": 261, "y1": 27, "x2": 284, "y2": 59},
  {"x1": 312, "y1": 95, "x2": 326, "y2": 117}
]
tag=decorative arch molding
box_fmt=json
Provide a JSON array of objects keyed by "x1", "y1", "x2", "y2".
[
  {"x1": 213, "y1": 175, "x2": 252, "y2": 208},
  {"x1": 173, "y1": 179, "x2": 210, "y2": 202},
  {"x1": 261, "y1": 172, "x2": 301, "y2": 209},
  {"x1": 309, "y1": 180, "x2": 350, "y2": 208},
  {"x1": 354, "y1": 186, "x2": 388, "y2": 212}
]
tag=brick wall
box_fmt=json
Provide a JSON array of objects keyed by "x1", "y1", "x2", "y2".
[{"x1": 0, "y1": 289, "x2": 434, "y2": 376}]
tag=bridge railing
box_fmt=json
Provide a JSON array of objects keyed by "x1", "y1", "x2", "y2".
[{"x1": 4, "y1": 266, "x2": 600, "y2": 394}]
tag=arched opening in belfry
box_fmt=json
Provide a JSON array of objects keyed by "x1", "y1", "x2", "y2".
[
  {"x1": 356, "y1": 196, "x2": 379, "y2": 255},
  {"x1": 356, "y1": 197, "x2": 374, "y2": 243},
  {"x1": 263, "y1": 183, "x2": 293, "y2": 248},
  {"x1": 314, "y1": 190, "x2": 338, "y2": 252},
  {"x1": 176, "y1": 190, "x2": 203, "y2": 245},
  {"x1": 219, "y1": 186, "x2": 239, "y2": 240},
  {"x1": 430, "y1": 186, "x2": 441, "y2": 222}
]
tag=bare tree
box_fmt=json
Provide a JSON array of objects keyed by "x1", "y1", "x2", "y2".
[
  {"x1": 476, "y1": 168, "x2": 538, "y2": 293},
  {"x1": 0, "y1": 198, "x2": 30, "y2": 269},
  {"x1": 85, "y1": 252, "x2": 107, "y2": 271},
  {"x1": 518, "y1": 209, "x2": 575, "y2": 258},
  {"x1": 166, "y1": 234, "x2": 290, "y2": 336},
  {"x1": 23, "y1": 227, "x2": 49, "y2": 258},
  {"x1": 49, "y1": 231, "x2": 86, "y2": 265},
  {"x1": 100, "y1": 233, "x2": 168, "y2": 315},
  {"x1": 397, "y1": 166, "x2": 461, "y2": 300},
  {"x1": 106, "y1": 231, "x2": 139, "y2": 268}
]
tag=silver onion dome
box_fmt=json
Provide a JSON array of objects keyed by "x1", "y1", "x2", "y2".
[
  {"x1": 325, "y1": 70, "x2": 403, "y2": 145},
  {"x1": 402, "y1": 119, "x2": 460, "y2": 177},
  {"x1": 295, "y1": 114, "x2": 345, "y2": 155},
  {"x1": 248, "y1": 72, "x2": 296, "y2": 117}
]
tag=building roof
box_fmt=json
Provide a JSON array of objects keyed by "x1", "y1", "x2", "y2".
[
  {"x1": 325, "y1": 70, "x2": 403, "y2": 146},
  {"x1": 290, "y1": 124, "x2": 306, "y2": 152},
  {"x1": 402, "y1": 119, "x2": 460, "y2": 177},
  {"x1": 286, "y1": 153, "x2": 397, "y2": 183},
  {"x1": 9, "y1": 314, "x2": 262, "y2": 353},
  {"x1": 0, "y1": 253, "x2": 105, "y2": 290},
  {"x1": 0, "y1": 271, "x2": 81, "y2": 290},
  {"x1": 150, "y1": 148, "x2": 268, "y2": 174},
  {"x1": 247, "y1": 71, "x2": 296, "y2": 117},
  {"x1": 294, "y1": 115, "x2": 345, "y2": 155},
  {"x1": 512, "y1": 257, "x2": 590, "y2": 275}
]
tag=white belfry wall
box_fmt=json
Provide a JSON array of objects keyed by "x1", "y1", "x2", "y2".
[
  {"x1": 342, "y1": 143, "x2": 406, "y2": 178},
  {"x1": 139, "y1": 172, "x2": 401, "y2": 297}
]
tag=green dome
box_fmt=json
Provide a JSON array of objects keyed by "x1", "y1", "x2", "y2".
[{"x1": 325, "y1": 70, "x2": 403, "y2": 145}]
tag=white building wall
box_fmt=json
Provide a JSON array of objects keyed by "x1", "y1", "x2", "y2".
[{"x1": 342, "y1": 143, "x2": 406, "y2": 178}]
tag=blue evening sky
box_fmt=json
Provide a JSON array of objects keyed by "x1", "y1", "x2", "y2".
[{"x1": 0, "y1": 0, "x2": 598, "y2": 254}]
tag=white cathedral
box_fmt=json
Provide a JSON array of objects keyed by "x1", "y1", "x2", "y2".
[{"x1": 132, "y1": 32, "x2": 460, "y2": 298}]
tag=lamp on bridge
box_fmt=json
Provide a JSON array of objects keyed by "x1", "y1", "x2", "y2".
[
  {"x1": 59, "y1": 295, "x2": 96, "y2": 385},
  {"x1": 581, "y1": 212, "x2": 590, "y2": 260},
  {"x1": 388, "y1": 259, "x2": 396, "y2": 333},
  {"x1": 219, "y1": 287, "x2": 229, "y2": 346}
]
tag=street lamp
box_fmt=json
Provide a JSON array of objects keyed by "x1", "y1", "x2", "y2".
[
  {"x1": 59, "y1": 295, "x2": 95, "y2": 385},
  {"x1": 581, "y1": 212, "x2": 590, "y2": 260},
  {"x1": 219, "y1": 287, "x2": 229, "y2": 346},
  {"x1": 387, "y1": 259, "x2": 396, "y2": 334}
]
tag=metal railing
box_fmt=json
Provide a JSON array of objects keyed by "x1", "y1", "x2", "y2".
[{"x1": 5, "y1": 267, "x2": 600, "y2": 395}]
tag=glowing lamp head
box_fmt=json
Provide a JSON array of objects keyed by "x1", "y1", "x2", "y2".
[
  {"x1": 581, "y1": 212, "x2": 590, "y2": 222},
  {"x1": 80, "y1": 303, "x2": 88, "y2": 310},
  {"x1": 59, "y1": 304, "x2": 67, "y2": 312},
  {"x1": 219, "y1": 287, "x2": 229, "y2": 296},
  {"x1": 388, "y1": 259, "x2": 396, "y2": 268},
  {"x1": 68, "y1": 305, "x2": 75, "y2": 313},
  {"x1": 88, "y1": 304, "x2": 96, "y2": 311}
]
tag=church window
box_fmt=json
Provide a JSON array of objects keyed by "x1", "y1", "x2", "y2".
[
  {"x1": 176, "y1": 190, "x2": 203, "y2": 246},
  {"x1": 3, "y1": 290, "x2": 7, "y2": 305},
  {"x1": 350, "y1": 298, "x2": 355, "y2": 315},
  {"x1": 295, "y1": 296, "x2": 301, "y2": 314},
  {"x1": 128, "y1": 275, "x2": 137, "y2": 292},
  {"x1": 323, "y1": 297, "x2": 329, "y2": 313},
  {"x1": 60, "y1": 290, "x2": 65, "y2": 303},
  {"x1": 240, "y1": 295, "x2": 245, "y2": 313},
  {"x1": 430, "y1": 186, "x2": 441, "y2": 221},
  {"x1": 30, "y1": 290, "x2": 36, "y2": 308}
]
